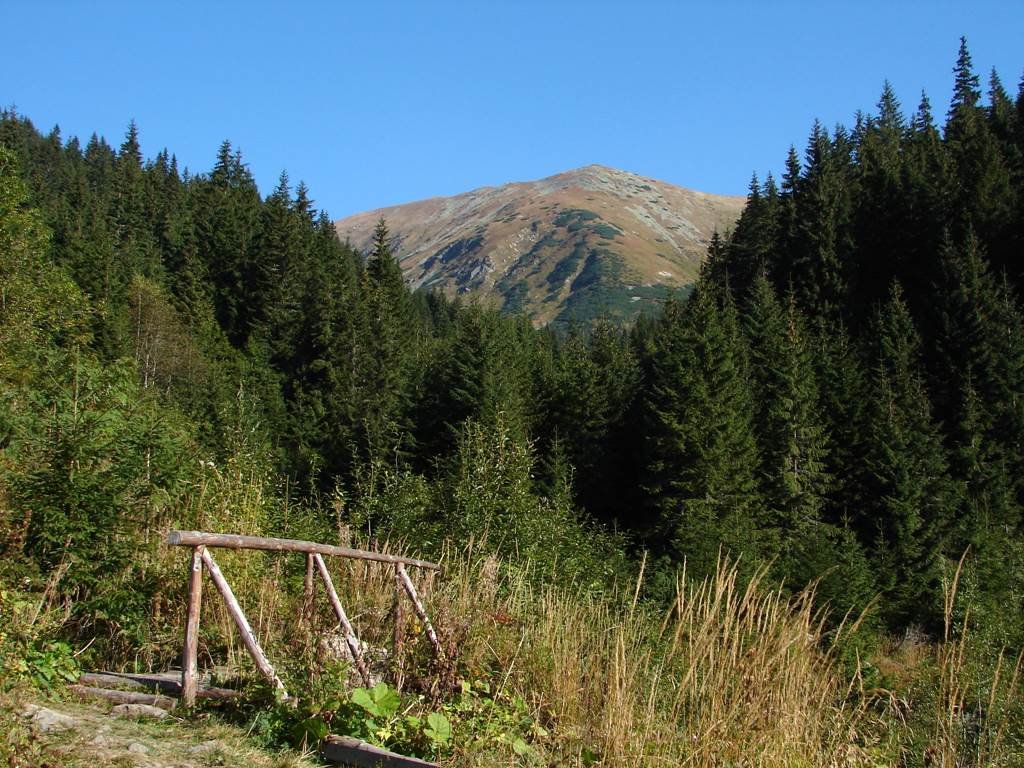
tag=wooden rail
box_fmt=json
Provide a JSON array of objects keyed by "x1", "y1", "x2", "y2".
[
  {"x1": 167, "y1": 531, "x2": 441, "y2": 570},
  {"x1": 167, "y1": 530, "x2": 443, "y2": 707}
]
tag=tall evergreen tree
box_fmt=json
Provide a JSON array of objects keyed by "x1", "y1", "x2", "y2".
[
  {"x1": 194, "y1": 140, "x2": 262, "y2": 346},
  {"x1": 641, "y1": 286, "x2": 763, "y2": 575},
  {"x1": 353, "y1": 219, "x2": 417, "y2": 465},
  {"x1": 862, "y1": 285, "x2": 956, "y2": 628},
  {"x1": 791, "y1": 122, "x2": 854, "y2": 324},
  {"x1": 743, "y1": 278, "x2": 831, "y2": 558}
]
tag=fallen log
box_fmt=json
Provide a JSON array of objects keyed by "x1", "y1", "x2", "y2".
[
  {"x1": 91, "y1": 671, "x2": 242, "y2": 701},
  {"x1": 76, "y1": 673, "x2": 148, "y2": 692},
  {"x1": 322, "y1": 735, "x2": 438, "y2": 768},
  {"x1": 68, "y1": 684, "x2": 176, "y2": 710}
]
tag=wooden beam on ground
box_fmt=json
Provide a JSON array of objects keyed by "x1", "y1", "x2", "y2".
[
  {"x1": 167, "y1": 531, "x2": 440, "y2": 571},
  {"x1": 396, "y1": 564, "x2": 443, "y2": 659},
  {"x1": 76, "y1": 673, "x2": 148, "y2": 692},
  {"x1": 182, "y1": 544, "x2": 204, "y2": 707},
  {"x1": 314, "y1": 553, "x2": 371, "y2": 687},
  {"x1": 199, "y1": 548, "x2": 289, "y2": 700},
  {"x1": 69, "y1": 684, "x2": 176, "y2": 710},
  {"x1": 322, "y1": 735, "x2": 438, "y2": 768},
  {"x1": 90, "y1": 671, "x2": 241, "y2": 701}
]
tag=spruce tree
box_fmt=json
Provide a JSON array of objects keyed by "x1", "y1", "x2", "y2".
[
  {"x1": 353, "y1": 219, "x2": 417, "y2": 465},
  {"x1": 945, "y1": 39, "x2": 1016, "y2": 278},
  {"x1": 862, "y1": 285, "x2": 956, "y2": 629},
  {"x1": 790, "y1": 122, "x2": 854, "y2": 325},
  {"x1": 641, "y1": 286, "x2": 763, "y2": 575},
  {"x1": 744, "y1": 278, "x2": 831, "y2": 567},
  {"x1": 194, "y1": 141, "x2": 262, "y2": 346}
]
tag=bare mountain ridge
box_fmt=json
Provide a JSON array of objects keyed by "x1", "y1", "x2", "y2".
[{"x1": 335, "y1": 165, "x2": 744, "y2": 325}]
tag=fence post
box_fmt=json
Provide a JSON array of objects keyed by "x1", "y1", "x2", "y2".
[
  {"x1": 393, "y1": 565, "x2": 405, "y2": 691},
  {"x1": 181, "y1": 545, "x2": 204, "y2": 707},
  {"x1": 303, "y1": 553, "x2": 315, "y2": 625}
]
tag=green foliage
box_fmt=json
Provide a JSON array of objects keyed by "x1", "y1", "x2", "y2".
[
  {"x1": 862, "y1": 287, "x2": 957, "y2": 629},
  {"x1": 0, "y1": 588, "x2": 79, "y2": 689},
  {"x1": 10, "y1": 639, "x2": 79, "y2": 688},
  {"x1": 442, "y1": 679, "x2": 544, "y2": 761}
]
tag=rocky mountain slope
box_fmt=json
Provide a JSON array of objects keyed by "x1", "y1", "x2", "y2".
[{"x1": 336, "y1": 165, "x2": 744, "y2": 325}]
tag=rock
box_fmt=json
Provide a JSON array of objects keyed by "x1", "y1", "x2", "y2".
[
  {"x1": 20, "y1": 704, "x2": 77, "y2": 733},
  {"x1": 90, "y1": 732, "x2": 113, "y2": 747},
  {"x1": 187, "y1": 740, "x2": 219, "y2": 755},
  {"x1": 127, "y1": 742, "x2": 150, "y2": 754},
  {"x1": 110, "y1": 703, "x2": 168, "y2": 719}
]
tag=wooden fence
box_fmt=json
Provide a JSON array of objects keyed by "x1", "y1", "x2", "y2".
[{"x1": 166, "y1": 530, "x2": 442, "y2": 706}]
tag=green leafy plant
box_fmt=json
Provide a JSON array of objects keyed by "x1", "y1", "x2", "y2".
[
  {"x1": 351, "y1": 681, "x2": 402, "y2": 737},
  {"x1": 423, "y1": 711, "x2": 452, "y2": 747},
  {"x1": 2, "y1": 636, "x2": 79, "y2": 689},
  {"x1": 441, "y1": 678, "x2": 544, "y2": 761},
  {"x1": 332, "y1": 681, "x2": 453, "y2": 759}
]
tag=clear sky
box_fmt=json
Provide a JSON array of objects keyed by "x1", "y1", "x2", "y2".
[{"x1": 3, "y1": 1, "x2": 1022, "y2": 219}]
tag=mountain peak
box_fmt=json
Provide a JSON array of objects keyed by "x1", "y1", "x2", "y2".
[{"x1": 336, "y1": 167, "x2": 744, "y2": 326}]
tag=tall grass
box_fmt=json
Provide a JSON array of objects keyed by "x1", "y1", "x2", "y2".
[
  {"x1": 422, "y1": 548, "x2": 868, "y2": 767},
  {"x1": 928, "y1": 553, "x2": 1024, "y2": 768}
]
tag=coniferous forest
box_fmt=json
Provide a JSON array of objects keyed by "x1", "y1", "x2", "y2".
[{"x1": 4, "y1": 40, "x2": 1024, "y2": 767}]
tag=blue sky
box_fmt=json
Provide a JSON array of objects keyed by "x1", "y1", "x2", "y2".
[{"x1": 3, "y1": 2, "x2": 1022, "y2": 218}]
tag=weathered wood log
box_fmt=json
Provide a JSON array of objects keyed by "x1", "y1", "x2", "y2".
[
  {"x1": 396, "y1": 564, "x2": 443, "y2": 659},
  {"x1": 167, "y1": 531, "x2": 440, "y2": 571},
  {"x1": 182, "y1": 544, "x2": 204, "y2": 707},
  {"x1": 322, "y1": 735, "x2": 438, "y2": 768},
  {"x1": 314, "y1": 553, "x2": 371, "y2": 687},
  {"x1": 76, "y1": 672, "x2": 148, "y2": 692},
  {"x1": 199, "y1": 548, "x2": 289, "y2": 700},
  {"x1": 91, "y1": 671, "x2": 242, "y2": 701},
  {"x1": 69, "y1": 684, "x2": 176, "y2": 710}
]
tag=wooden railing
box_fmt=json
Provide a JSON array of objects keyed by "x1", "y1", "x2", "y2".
[{"x1": 166, "y1": 530, "x2": 442, "y2": 706}]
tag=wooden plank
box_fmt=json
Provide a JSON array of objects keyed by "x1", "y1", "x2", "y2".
[
  {"x1": 396, "y1": 565, "x2": 443, "y2": 659},
  {"x1": 199, "y1": 548, "x2": 289, "y2": 700},
  {"x1": 182, "y1": 544, "x2": 204, "y2": 707},
  {"x1": 314, "y1": 553, "x2": 371, "y2": 687},
  {"x1": 322, "y1": 735, "x2": 438, "y2": 768},
  {"x1": 167, "y1": 530, "x2": 440, "y2": 571},
  {"x1": 69, "y1": 684, "x2": 176, "y2": 710}
]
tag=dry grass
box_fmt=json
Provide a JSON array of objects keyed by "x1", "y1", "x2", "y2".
[
  {"x1": 928, "y1": 553, "x2": 1024, "y2": 768},
  {"x1": 420, "y1": 549, "x2": 870, "y2": 767}
]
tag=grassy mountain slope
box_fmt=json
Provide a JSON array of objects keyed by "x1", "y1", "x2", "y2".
[{"x1": 336, "y1": 165, "x2": 744, "y2": 325}]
